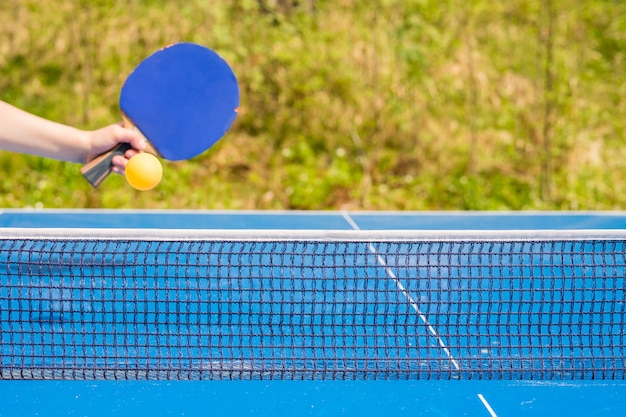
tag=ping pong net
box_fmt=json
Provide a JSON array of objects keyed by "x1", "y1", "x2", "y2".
[{"x1": 1, "y1": 229, "x2": 625, "y2": 381}]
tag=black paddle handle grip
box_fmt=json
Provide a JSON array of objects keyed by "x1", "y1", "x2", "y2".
[{"x1": 80, "y1": 142, "x2": 133, "y2": 188}]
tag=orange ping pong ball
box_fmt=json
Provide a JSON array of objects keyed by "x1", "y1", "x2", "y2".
[{"x1": 125, "y1": 153, "x2": 163, "y2": 191}]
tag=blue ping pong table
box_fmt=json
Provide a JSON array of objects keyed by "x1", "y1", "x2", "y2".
[{"x1": 1, "y1": 209, "x2": 626, "y2": 417}]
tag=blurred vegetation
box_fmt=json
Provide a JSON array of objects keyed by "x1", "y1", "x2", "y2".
[{"x1": 0, "y1": 0, "x2": 624, "y2": 210}]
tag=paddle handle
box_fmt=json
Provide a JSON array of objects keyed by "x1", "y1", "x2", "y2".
[{"x1": 81, "y1": 142, "x2": 133, "y2": 188}]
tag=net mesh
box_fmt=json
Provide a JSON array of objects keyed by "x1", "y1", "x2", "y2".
[{"x1": 1, "y1": 232, "x2": 625, "y2": 380}]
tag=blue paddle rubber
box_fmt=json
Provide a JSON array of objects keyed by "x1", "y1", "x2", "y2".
[
  {"x1": 81, "y1": 142, "x2": 133, "y2": 188},
  {"x1": 120, "y1": 43, "x2": 239, "y2": 161}
]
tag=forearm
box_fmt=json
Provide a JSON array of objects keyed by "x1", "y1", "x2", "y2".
[{"x1": 0, "y1": 100, "x2": 90, "y2": 163}]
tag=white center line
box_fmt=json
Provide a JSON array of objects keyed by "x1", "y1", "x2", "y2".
[
  {"x1": 341, "y1": 212, "x2": 460, "y2": 371},
  {"x1": 478, "y1": 394, "x2": 499, "y2": 417}
]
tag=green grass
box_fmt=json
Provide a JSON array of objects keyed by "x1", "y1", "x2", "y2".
[{"x1": 0, "y1": 0, "x2": 624, "y2": 210}]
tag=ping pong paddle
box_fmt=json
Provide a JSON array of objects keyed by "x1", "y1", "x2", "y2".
[{"x1": 81, "y1": 42, "x2": 239, "y2": 187}]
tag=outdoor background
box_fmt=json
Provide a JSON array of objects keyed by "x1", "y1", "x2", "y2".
[{"x1": 0, "y1": 0, "x2": 624, "y2": 210}]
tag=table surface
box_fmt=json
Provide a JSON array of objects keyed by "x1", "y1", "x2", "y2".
[{"x1": 3, "y1": 209, "x2": 626, "y2": 229}]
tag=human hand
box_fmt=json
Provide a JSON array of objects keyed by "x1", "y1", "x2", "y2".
[{"x1": 83, "y1": 123, "x2": 147, "y2": 175}]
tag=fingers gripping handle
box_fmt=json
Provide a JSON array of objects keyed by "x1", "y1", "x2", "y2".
[{"x1": 81, "y1": 142, "x2": 133, "y2": 188}]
